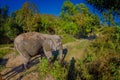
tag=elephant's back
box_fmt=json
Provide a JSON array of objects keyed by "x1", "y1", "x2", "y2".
[{"x1": 14, "y1": 32, "x2": 45, "y2": 56}]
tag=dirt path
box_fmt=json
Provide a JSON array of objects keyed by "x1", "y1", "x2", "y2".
[
  {"x1": 1, "y1": 52, "x2": 40, "y2": 80},
  {"x1": 63, "y1": 39, "x2": 91, "y2": 61}
]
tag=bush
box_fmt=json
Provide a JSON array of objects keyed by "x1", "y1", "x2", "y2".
[
  {"x1": 75, "y1": 52, "x2": 120, "y2": 80},
  {"x1": 38, "y1": 58, "x2": 67, "y2": 80},
  {"x1": 61, "y1": 21, "x2": 79, "y2": 36},
  {"x1": 0, "y1": 44, "x2": 13, "y2": 58},
  {"x1": 92, "y1": 26, "x2": 120, "y2": 53},
  {"x1": 61, "y1": 34, "x2": 76, "y2": 44}
]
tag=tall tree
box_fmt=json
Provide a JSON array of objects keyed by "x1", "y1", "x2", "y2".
[
  {"x1": 0, "y1": 6, "x2": 8, "y2": 37},
  {"x1": 75, "y1": 3, "x2": 90, "y2": 15},
  {"x1": 4, "y1": 17, "x2": 21, "y2": 40},
  {"x1": 87, "y1": 0, "x2": 120, "y2": 14},
  {"x1": 72, "y1": 3, "x2": 100, "y2": 37},
  {"x1": 40, "y1": 14, "x2": 59, "y2": 34},
  {"x1": 15, "y1": 1, "x2": 40, "y2": 32},
  {"x1": 87, "y1": 0, "x2": 120, "y2": 26},
  {"x1": 60, "y1": 0, "x2": 76, "y2": 21}
]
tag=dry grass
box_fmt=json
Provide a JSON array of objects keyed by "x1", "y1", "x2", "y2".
[{"x1": 63, "y1": 39, "x2": 91, "y2": 62}]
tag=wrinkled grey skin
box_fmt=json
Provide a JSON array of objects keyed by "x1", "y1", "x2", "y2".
[{"x1": 14, "y1": 32, "x2": 63, "y2": 69}]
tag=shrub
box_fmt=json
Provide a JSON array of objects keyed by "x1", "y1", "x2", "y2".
[
  {"x1": 92, "y1": 26, "x2": 120, "y2": 53},
  {"x1": 76, "y1": 52, "x2": 120, "y2": 80},
  {"x1": 61, "y1": 34, "x2": 76, "y2": 44},
  {"x1": 38, "y1": 58, "x2": 67, "y2": 80},
  {"x1": 0, "y1": 44, "x2": 13, "y2": 58}
]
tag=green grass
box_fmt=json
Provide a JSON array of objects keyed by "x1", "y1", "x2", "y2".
[
  {"x1": 61, "y1": 34, "x2": 76, "y2": 44},
  {"x1": 0, "y1": 44, "x2": 13, "y2": 48},
  {"x1": 0, "y1": 44, "x2": 14, "y2": 71},
  {"x1": 64, "y1": 39, "x2": 91, "y2": 62},
  {"x1": 38, "y1": 57, "x2": 67, "y2": 80},
  {"x1": 0, "y1": 44, "x2": 14, "y2": 58}
]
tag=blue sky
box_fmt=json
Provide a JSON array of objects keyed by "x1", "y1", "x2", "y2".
[{"x1": 0, "y1": 0, "x2": 94, "y2": 16}]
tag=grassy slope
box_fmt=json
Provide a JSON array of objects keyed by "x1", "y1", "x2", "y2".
[
  {"x1": 63, "y1": 39, "x2": 91, "y2": 62},
  {"x1": 0, "y1": 44, "x2": 14, "y2": 58}
]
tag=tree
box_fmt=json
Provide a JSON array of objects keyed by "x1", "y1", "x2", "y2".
[
  {"x1": 60, "y1": 21, "x2": 79, "y2": 35},
  {"x1": 0, "y1": 6, "x2": 8, "y2": 34},
  {"x1": 60, "y1": 0, "x2": 77, "y2": 21},
  {"x1": 75, "y1": 3, "x2": 90, "y2": 15},
  {"x1": 4, "y1": 17, "x2": 22, "y2": 40},
  {"x1": 72, "y1": 3, "x2": 100, "y2": 38},
  {"x1": 0, "y1": 6, "x2": 8, "y2": 38},
  {"x1": 87, "y1": 0, "x2": 120, "y2": 26},
  {"x1": 40, "y1": 14, "x2": 59, "y2": 34},
  {"x1": 28, "y1": 14, "x2": 41, "y2": 32},
  {"x1": 15, "y1": 1, "x2": 40, "y2": 32},
  {"x1": 87, "y1": 0, "x2": 120, "y2": 14}
]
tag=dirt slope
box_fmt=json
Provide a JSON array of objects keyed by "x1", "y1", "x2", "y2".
[{"x1": 1, "y1": 52, "x2": 40, "y2": 80}]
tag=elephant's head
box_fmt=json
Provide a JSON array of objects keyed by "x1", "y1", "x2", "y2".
[{"x1": 43, "y1": 35, "x2": 63, "y2": 63}]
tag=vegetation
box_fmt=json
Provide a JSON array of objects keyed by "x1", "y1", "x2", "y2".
[
  {"x1": 39, "y1": 57, "x2": 67, "y2": 80},
  {"x1": 0, "y1": 0, "x2": 120, "y2": 80},
  {"x1": 87, "y1": 0, "x2": 120, "y2": 26},
  {"x1": 0, "y1": 44, "x2": 14, "y2": 58}
]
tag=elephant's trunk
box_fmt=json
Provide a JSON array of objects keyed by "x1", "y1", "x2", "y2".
[{"x1": 58, "y1": 44, "x2": 63, "y2": 63}]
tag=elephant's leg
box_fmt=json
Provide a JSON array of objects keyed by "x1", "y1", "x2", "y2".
[
  {"x1": 16, "y1": 47, "x2": 30, "y2": 69},
  {"x1": 21, "y1": 52, "x2": 31, "y2": 69},
  {"x1": 43, "y1": 40, "x2": 53, "y2": 62},
  {"x1": 57, "y1": 44, "x2": 63, "y2": 63},
  {"x1": 43, "y1": 47, "x2": 52, "y2": 62},
  {"x1": 58, "y1": 49, "x2": 63, "y2": 63}
]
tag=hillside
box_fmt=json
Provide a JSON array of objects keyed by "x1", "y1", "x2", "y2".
[
  {"x1": 0, "y1": 39, "x2": 93, "y2": 80},
  {"x1": 0, "y1": 0, "x2": 120, "y2": 80}
]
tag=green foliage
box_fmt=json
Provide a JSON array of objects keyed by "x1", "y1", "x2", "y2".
[
  {"x1": 15, "y1": 1, "x2": 40, "y2": 32},
  {"x1": 15, "y1": 2, "x2": 33, "y2": 32},
  {"x1": 72, "y1": 13, "x2": 100, "y2": 37},
  {"x1": 87, "y1": 0, "x2": 120, "y2": 26},
  {"x1": 40, "y1": 14, "x2": 58, "y2": 34},
  {"x1": 61, "y1": 21, "x2": 79, "y2": 35},
  {"x1": 92, "y1": 26, "x2": 120, "y2": 52},
  {"x1": 87, "y1": 0, "x2": 120, "y2": 14},
  {"x1": 81, "y1": 53, "x2": 120, "y2": 80},
  {"x1": 39, "y1": 57, "x2": 49, "y2": 77},
  {"x1": 61, "y1": 34, "x2": 76, "y2": 44},
  {"x1": 75, "y1": 3, "x2": 90, "y2": 15},
  {"x1": 51, "y1": 61, "x2": 67, "y2": 80},
  {"x1": 72, "y1": 26, "x2": 120, "y2": 80},
  {"x1": 0, "y1": 49, "x2": 13, "y2": 58},
  {"x1": 0, "y1": 65, "x2": 5, "y2": 72},
  {"x1": 27, "y1": 14, "x2": 41, "y2": 32},
  {"x1": 0, "y1": 44, "x2": 13, "y2": 58},
  {"x1": 102, "y1": 11, "x2": 117, "y2": 26},
  {"x1": 4, "y1": 17, "x2": 22, "y2": 40},
  {"x1": 60, "y1": 1, "x2": 100, "y2": 37},
  {"x1": 84, "y1": 53, "x2": 95, "y2": 63},
  {"x1": 39, "y1": 58, "x2": 67, "y2": 80},
  {"x1": 63, "y1": 26, "x2": 120, "y2": 80},
  {"x1": 0, "y1": 6, "x2": 9, "y2": 41},
  {"x1": 0, "y1": 44, "x2": 13, "y2": 72},
  {"x1": 60, "y1": 0, "x2": 76, "y2": 21}
]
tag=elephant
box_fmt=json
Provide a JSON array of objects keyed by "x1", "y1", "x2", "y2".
[{"x1": 14, "y1": 32, "x2": 63, "y2": 69}]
